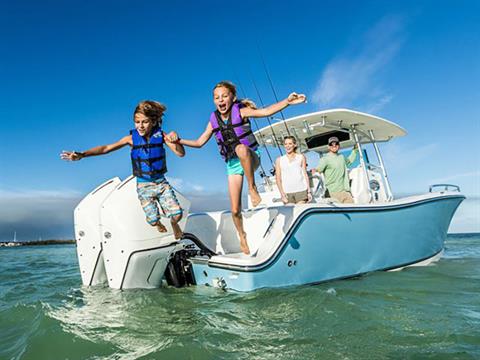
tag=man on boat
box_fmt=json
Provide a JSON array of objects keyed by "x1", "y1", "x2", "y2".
[{"x1": 313, "y1": 136, "x2": 358, "y2": 204}]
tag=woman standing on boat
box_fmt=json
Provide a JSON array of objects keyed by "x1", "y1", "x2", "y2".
[
  {"x1": 275, "y1": 136, "x2": 311, "y2": 204},
  {"x1": 173, "y1": 81, "x2": 306, "y2": 254}
]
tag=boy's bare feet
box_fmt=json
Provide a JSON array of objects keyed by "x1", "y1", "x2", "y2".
[
  {"x1": 172, "y1": 221, "x2": 183, "y2": 240},
  {"x1": 156, "y1": 222, "x2": 167, "y2": 233},
  {"x1": 250, "y1": 187, "x2": 262, "y2": 207},
  {"x1": 239, "y1": 232, "x2": 250, "y2": 255}
]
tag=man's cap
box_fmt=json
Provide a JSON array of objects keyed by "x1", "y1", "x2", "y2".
[{"x1": 328, "y1": 136, "x2": 339, "y2": 145}]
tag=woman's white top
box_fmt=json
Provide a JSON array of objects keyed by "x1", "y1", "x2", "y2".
[{"x1": 279, "y1": 153, "x2": 308, "y2": 193}]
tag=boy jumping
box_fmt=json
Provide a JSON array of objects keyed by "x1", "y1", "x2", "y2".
[{"x1": 61, "y1": 100, "x2": 185, "y2": 239}]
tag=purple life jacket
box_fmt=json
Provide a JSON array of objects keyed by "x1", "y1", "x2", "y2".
[{"x1": 209, "y1": 102, "x2": 258, "y2": 162}]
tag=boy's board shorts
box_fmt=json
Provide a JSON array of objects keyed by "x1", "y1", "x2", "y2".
[
  {"x1": 226, "y1": 149, "x2": 261, "y2": 176},
  {"x1": 136, "y1": 177, "x2": 182, "y2": 225}
]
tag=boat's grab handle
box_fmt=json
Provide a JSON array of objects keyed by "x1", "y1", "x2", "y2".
[
  {"x1": 263, "y1": 218, "x2": 277, "y2": 238},
  {"x1": 429, "y1": 184, "x2": 461, "y2": 193}
]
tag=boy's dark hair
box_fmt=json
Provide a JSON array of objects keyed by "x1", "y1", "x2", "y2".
[{"x1": 134, "y1": 101, "x2": 166, "y2": 125}]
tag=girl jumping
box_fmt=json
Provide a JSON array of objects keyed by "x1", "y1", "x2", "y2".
[{"x1": 174, "y1": 81, "x2": 306, "y2": 254}]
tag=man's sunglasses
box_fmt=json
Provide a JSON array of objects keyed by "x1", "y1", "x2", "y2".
[{"x1": 329, "y1": 142, "x2": 339, "y2": 146}]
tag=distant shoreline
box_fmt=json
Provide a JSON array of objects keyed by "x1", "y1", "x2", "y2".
[
  {"x1": 0, "y1": 240, "x2": 75, "y2": 247},
  {"x1": 1, "y1": 233, "x2": 478, "y2": 248}
]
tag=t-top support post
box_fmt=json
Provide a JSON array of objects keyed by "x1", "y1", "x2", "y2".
[{"x1": 368, "y1": 129, "x2": 393, "y2": 201}]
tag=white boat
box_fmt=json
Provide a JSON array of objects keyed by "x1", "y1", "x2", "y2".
[{"x1": 74, "y1": 109, "x2": 464, "y2": 291}]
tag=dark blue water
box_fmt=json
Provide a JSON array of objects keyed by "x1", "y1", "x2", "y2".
[{"x1": 1, "y1": 234, "x2": 479, "y2": 359}]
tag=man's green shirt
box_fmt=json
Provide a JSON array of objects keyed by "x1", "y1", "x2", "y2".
[{"x1": 316, "y1": 149, "x2": 358, "y2": 193}]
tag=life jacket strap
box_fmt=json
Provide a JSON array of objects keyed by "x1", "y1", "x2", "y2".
[
  {"x1": 134, "y1": 167, "x2": 167, "y2": 177},
  {"x1": 134, "y1": 155, "x2": 165, "y2": 164},
  {"x1": 131, "y1": 143, "x2": 164, "y2": 150}
]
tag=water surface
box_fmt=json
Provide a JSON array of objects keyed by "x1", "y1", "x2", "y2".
[{"x1": 1, "y1": 234, "x2": 479, "y2": 359}]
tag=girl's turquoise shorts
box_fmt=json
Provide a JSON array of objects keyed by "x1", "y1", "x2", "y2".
[{"x1": 226, "y1": 149, "x2": 261, "y2": 176}]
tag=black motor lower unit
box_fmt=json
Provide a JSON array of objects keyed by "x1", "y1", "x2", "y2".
[{"x1": 164, "y1": 250, "x2": 197, "y2": 288}]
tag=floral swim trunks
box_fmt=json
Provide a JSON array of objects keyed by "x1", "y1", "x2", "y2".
[{"x1": 136, "y1": 177, "x2": 182, "y2": 225}]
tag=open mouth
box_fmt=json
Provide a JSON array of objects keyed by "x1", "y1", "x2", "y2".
[{"x1": 218, "y1": 103, "x2": 227, "y2": 112}]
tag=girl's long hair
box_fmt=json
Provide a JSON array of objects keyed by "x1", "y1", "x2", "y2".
[{"x1": 213, "y1": 81, "x2": 257, "y2": 109}]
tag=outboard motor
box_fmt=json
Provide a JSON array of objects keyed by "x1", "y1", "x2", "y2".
[
  {"x1": 74, "y1": 177, "x2": 121, "y2": 286},
  {"x1": 164, "y1": 233, "x2": 216, "y2": 288},
  {"x1": 75, "y1": 175, "x2": 191, "y2": 290}
]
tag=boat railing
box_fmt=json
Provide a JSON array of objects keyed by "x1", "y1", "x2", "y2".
[
  {"x1": 429, "y1": 184, "x2": 461, "y2": 193},
  {"x1": 310, "y1": 172, "x2": 326, "y2": 198}
]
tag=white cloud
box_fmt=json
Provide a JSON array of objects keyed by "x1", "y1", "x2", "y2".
[
  {"x1": 379, "y1": 140, "x2": 480, "y2": 197},
  {"x1": 0, "y1": 185, "x2": 229, "y2": 241},
  {"x1": 192, "y1": 185, "x2": 205, "y2": 192},
  {"x1": 364, "y1": 95, "x2": 394, "y2": 114},
  {"x1": 166, "y1": 176, "x2": 205, "y2": 193},
  {"x1": 0, "y1": 190, "x2": 81, "y2": 241},
  {"x1": 448, "y1": 197, "x2": 480, "y2": 233},
  {"x1": 432, "y1": 171, "x2": 480, "y2": 184},
  {"x1": 166, "y1": 176, "x2": 184, "y2": 189},
  {"x1": 312, "y1": 15, "x2": 405, "y2": 112},
  {"x1": 382, "y1": 142, "x2": 438, "y2": 172},
  {"x1": 0, "y1": 188, "x2": 82, "y2": 199}
]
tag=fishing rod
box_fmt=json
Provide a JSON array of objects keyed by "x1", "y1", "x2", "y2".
[
  {"x1": 257, "y1": 42, "x2": 291, "y2": 136},
  {"x1": 247, "y1": 67, "x2": 283, "y2": 159},
  {"x1": 230, "y1": 68, "x2": 272, "y2": 174}
]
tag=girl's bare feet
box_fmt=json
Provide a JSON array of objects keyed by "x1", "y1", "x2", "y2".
[
  {"x1": 239, "y1": 232, "x2": 250, "y2": 255},
  {"x1": 250, "y1": 187, "x2": 262, "y2": 207}
]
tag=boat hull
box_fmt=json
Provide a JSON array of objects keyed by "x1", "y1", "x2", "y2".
[{"x1": 191, "y1": 194, "x2": 464, "y2": 291}]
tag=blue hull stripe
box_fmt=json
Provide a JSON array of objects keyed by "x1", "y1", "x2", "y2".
[{"x1": 208, "y1": 194, "x2": 465, "y2": 272}]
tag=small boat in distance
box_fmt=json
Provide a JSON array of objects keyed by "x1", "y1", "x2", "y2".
[{"x1": 74, "y1": 109, "x2": 464, "y2": 291}]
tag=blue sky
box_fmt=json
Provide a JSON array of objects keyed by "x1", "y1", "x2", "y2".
[{"x1": 1, "y1": 0, "x2": 479, "y2": 240}]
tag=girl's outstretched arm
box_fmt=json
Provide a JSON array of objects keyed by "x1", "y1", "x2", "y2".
[
  {"x1": 164, "y1": 132, "x2": 185, "y2": 157},
  {"x1": 60, "y1": 135, "x2": 132, "y2": 161},
  {"x1": 240, "y1": 92, "x2": 307, "y2": 118},
  {"x1": 177, "y1": 122, "x2": 214, "y2": 148}
]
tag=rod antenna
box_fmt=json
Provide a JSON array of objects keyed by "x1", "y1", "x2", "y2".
[
  {"x1": 257, "y1": 42, "x2": 291, "y2": 136},
  {"x1": 231, "y1": 68, "x2": 275, "y2": 170}
]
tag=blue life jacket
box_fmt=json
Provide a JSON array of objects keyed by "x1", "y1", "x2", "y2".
[{"x1": 130, "y1": 126, "x2": 167, "y2": 180}]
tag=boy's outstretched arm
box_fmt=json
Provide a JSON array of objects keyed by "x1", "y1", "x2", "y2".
[
  {"x1": 60, "y1": 135, "x2": 132, "y2": 161},
  {"x1": 176, "y1": 122, "x2": 214, "y2": 148},
  {"x1": 164, "y1": 132, "x2": 185, "y2": 157},
  {"x1": 241, "y1": 92, "x2": 307, "y2": 118}
]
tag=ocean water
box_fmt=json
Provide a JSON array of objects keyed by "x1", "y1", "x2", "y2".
[{"x1": 1, "y1": 234, "x2": 479, "y2": 360}]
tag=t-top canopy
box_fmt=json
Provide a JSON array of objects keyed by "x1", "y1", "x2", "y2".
[{"x1": 253, "y1": 108, "x2": 406, "y2": 153}]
